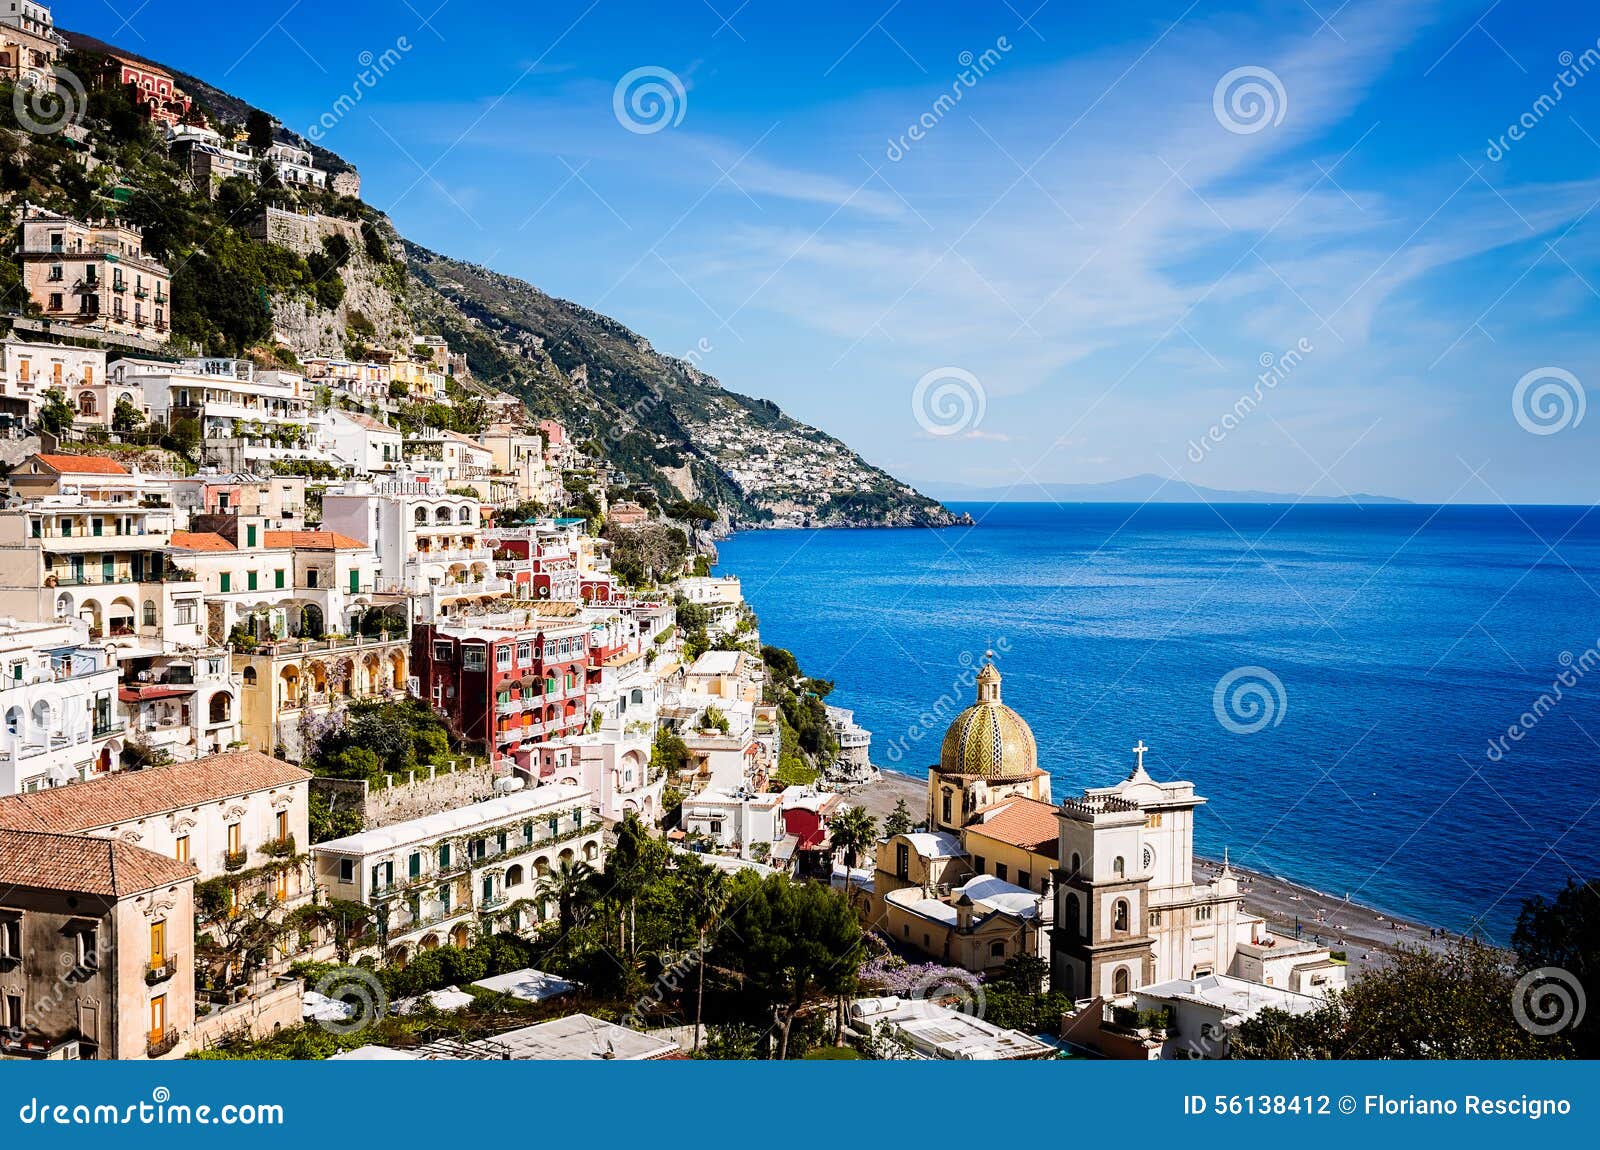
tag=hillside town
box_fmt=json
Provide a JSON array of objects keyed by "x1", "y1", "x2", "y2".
[{"x1": 0, "y1": 3, "x2": 1587, "y2": 1068}]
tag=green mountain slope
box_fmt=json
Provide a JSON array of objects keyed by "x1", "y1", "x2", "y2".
[{"x1": 2, "y1": 35, "x2": 961, "y2": 529}]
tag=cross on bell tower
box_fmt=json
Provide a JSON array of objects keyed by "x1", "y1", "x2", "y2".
[{"x1": 1130, "y1": 739, "x2": 1149, "y2": 776}]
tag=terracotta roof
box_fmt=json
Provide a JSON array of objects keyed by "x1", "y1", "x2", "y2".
[
  {"x1": 262, "y1": 530, "x2": 367, "y2": 550},
  {"x1": 0, "y1": 751, "x2": 310, "y2": 834},
  {"x1": 970, "y1": 797, "x2": 1060, "y2": 858},
  {"x1": 119, "y1": 685, "x2": 195, "y2": 703},
  {"x1": 170, "y1": 530, "x2": 235, "y2": 552},
  {"x1": 34, "y1": 453, "x2": 130, "y2": 476},
  {"x1": 0, "y1": 827, "x2": 197, "y2": 897}
]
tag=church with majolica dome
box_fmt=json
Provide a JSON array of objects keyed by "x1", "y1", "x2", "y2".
[
  {"x1": 926, "y1": 661, "x2": 1052, "y2": 833},
  {"x1": 863, "y1": 660, "x2": 1345, "y2": 1015}
]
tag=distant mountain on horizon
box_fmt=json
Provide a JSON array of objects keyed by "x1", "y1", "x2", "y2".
[{"x1": 917, "y1": 473, "x2": 1413, "y2": 505}]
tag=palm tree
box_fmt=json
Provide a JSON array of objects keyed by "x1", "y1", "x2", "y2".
[
  {"x1": 680, "y1": 860, "x2": 727, "y2": 1052},
  {"x1": 536, "y1": 858, "x2": 596, "y2": 934},
  {"x1": 828, "y1": 805, "x2": 879, "y2": 906}
]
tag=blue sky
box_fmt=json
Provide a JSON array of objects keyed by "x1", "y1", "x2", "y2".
[{"x1": 72, "y1": 0, "x2": 1600, "y2": 502}]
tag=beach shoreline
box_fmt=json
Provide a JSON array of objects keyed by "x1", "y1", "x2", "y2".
[{"x1": 848, "y1": 768, "x2": 1468, "y2": 977}]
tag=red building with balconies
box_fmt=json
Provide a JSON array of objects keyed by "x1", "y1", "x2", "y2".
[
  {"x1": 412, "y1": 611, "x2": 592, "y2": 772},
  {"x1": 100, "y1": 54, "x2": 193, "y2": 127}
]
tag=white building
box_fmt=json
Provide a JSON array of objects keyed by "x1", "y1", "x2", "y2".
[
  {"x1": 114, "y1": 357, "x2": 321, "y2": 470},
  {"x1": 1131, "y1": 974, "x2": 1324, "y2": 1059},
  {"x1": 848, "y1": 995, "x2": 1057, "y2": 1060},
  {"x1": 0, "y1": 749, "x2": 311, "y2": 892},
  {"x1": 0, "y1": 335, "x2": 107, "y2": 427},
  {"x1": 317, "y1": 409, "x2": 402, "y2": 475},
  {"x1": 311, "y1": 782, "x2": 603, "y2": 963},
  {"x1": 681, "y1": 788, "x2": 782, "y2": 856},
  {"x1": 1052, "y1": 742, "x2": 1344, "y2": 1001},
  {"x1": 321, "y1": 477, "x2": 506, "y2": 621},
  {"x1": 0, "y1": 616, "x2": 121, "y2": 794},
  {"x1": 529, "y1": 731, "x2": 666, "y2": 826}
]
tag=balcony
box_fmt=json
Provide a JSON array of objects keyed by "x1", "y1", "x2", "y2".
[
  {"x1": 145, "y1": 955, "x2": 177, "y2": 985},
  {"x1": 147, "y1": 1029, "x2": 180, "y2": 1058},
  {"x1": 223, "y1": 849, "x2": 248, "y2": 871},
  {"x1": 480, "y1": 893, "x2": 508, "y2": 911}
]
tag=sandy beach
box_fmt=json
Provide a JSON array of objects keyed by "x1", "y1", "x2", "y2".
[{"x1": 849, "y1": 769, "x2": 1464, "y2": 978}]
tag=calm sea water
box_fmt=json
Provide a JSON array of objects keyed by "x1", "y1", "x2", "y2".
[{"x1": 716, "y1": 503, "x2": 1600, "y2": 941}]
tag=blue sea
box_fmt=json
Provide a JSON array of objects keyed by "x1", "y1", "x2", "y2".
[{"x1": 715, "y1": 503, "x2": 1600, "y2": 941}]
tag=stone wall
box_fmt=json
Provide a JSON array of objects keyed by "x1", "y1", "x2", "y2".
[
  {"x1": 189, "y1": 976, "x2": 303, "y2": 1052},
  {"x1": 248, "y1": 207, "x2": 364, "y2": 258},
  {"x1": 311, "y1": 758, "x2": 502, "y2": 831}
]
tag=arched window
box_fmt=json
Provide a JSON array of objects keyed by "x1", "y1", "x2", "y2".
[
  {"x1": 941, "y1": 788, "x2": 953, "y2": 824},
  {"x1": 142, "y1": 600, "x2": 156, "y2": 627},
  {"x1": 1063, "y1": 892, "x2": 1080, "y2": 938},
  {"x1": 1113, "y1": 898, "x2": 1129, "y2": 932},
  {"x1": 414, "y1": 507, "x2": 427, "y2": 525},
  {"x1": 4, "y1": 706, "x2": 21, "y2": 736},
  {"x1": 242, "y1": 666, "x2": 257, "y2": 686},
  {"x1": 1142, "y1": 845, "x2": 1154, "y2": 871},
  {"x1": 1113, "y1": 966, "x2": 1130, "y2": 996},
  {"x1": 1069, "y1": 852, "x2": 1082, "y2": 877},
  {"x1": 434, "y1": 506, "x2": 451, "y2": 524},
  {"x1": 209, "y1": 693, "x2": 232, "y2": 724},
  {"x1": 457, "y1": 506, "x2": 472, "y2": 523},
  {"x1": 1113, "y1": 855, "x2": 1125, "y2": 878},
  {"x1": 506, "y1": 864, "x2": 524, "y2": 887}
]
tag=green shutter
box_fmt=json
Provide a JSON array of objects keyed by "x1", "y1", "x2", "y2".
[
  {"x1": 220, "y1": 573, "x2": 231, "y2": 592},
  {"x1": 246, "y1": 525, "x2": 257, "y2": 548},
  {"x1": 247, "y1": 571, "x2": 257, "y2": 591},
  {"x1": 275, "y1": 569, "x2": 285, "y2": 589},
  {"x1": 350, "y1": 570, "x2": 360, "y2": 594}
]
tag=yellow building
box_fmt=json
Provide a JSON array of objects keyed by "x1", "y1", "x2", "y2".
[
  {"x1": 858, "y1": 663, "x2": 1056, "y2": 973},
  {"x1": 234, "y1": 634, "x2": 409, "y2": 761}
]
